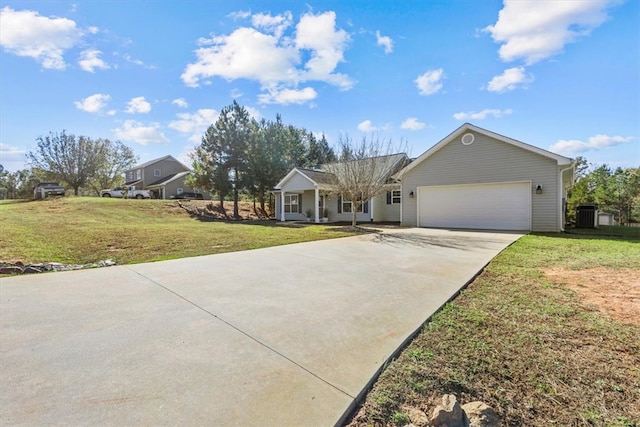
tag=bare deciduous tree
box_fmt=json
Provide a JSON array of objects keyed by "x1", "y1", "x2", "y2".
[{"x1": 323, "y1": 135, "x2": 408, "y2": 227}]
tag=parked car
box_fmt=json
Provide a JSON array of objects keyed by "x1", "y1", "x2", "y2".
[
  {"x1": 169, "y1": 191, "x2": 204, "y2": 200},
  {"x1": 34, "y1": 182, "x2": 65, "y2": 199},
  {"x1": 100, "y1": 186, "x2": 151, "y2": 199}
]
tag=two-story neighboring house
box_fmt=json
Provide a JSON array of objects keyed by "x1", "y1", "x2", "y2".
[{"x1": 124, "y1": 155, "x2": 209, "y2": 199}]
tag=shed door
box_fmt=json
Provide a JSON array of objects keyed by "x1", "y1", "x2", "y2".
[{"x1": 418, "y1": 182, "x2": 531, "y2": 231}]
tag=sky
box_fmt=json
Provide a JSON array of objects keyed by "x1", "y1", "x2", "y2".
[{"x1": 1, "y1": 0, "x2": 638, "y2": 173}]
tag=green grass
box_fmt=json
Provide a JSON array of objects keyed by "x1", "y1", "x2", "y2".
[
  {"x1": 0, "y1": 197, "x2": 353, "y2": 264},
  {"x1": 349, "y1": 230, "x2": 640, "y2": 426}
]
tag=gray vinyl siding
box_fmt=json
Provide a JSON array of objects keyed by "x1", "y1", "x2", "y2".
[
  {"x1": 372, "y1": 191, "x2": 401, "y2": 222},
  {"x1": 143, "y1": 159, "x2": 189, "y2": 185},
  {"x1": 401, "y1": 131, "x2": 560, "y2": 232},
  {"x1": 284, "y1": 173, "x2": 314, "y2": 192}
]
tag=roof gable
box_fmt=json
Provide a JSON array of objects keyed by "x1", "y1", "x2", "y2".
[
  {"x1": 130, "y1": 155, "x2": 189, "y2": 171},
  {"x1": 274, "y1": 168, "x2": 321, "y2": 189},
  {"x1": 397, "y1": 123, "x2": 573, "y2": 178},
  {"x1": 274, "y1": 153, "x2": 409, "y2": 190},
  {"x1": 146, "y1": 171, "x2": 191, "y2": 187}
]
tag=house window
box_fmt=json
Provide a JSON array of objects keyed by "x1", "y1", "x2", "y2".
[
  {"x1": 392, "y1": 190, "x2": 401, "y2": 204},
  {"x1": 284, "y1": 194, "x2": 299, "y2": 213},
  {"x1": 341, "y1": 196, "x2": 364, "y2": 213},
  {"x1": 135, "y1": 169, "x2": 142, "y2": 180},
  {"x1": 154, "y1": 169, "x2": 161, "y2": 177}
]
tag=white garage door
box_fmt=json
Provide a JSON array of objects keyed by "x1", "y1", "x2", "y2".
[{"x1": 418, "y1": 182, "x2": 531, "y2": 231}]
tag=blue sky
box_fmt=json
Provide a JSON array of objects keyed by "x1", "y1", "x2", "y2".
[{"x1": 1, "y1": 0, "x2": 638, "y2": 173}]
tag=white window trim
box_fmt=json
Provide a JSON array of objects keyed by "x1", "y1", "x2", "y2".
[
  {"x1": 342, "y1": 196, "x2": 364, "y2": 213},
  {"x1": 284, "y1": 194, "x2": 299, "y2": 214},
  {"x1": 154, "y1": 169, "x2": 161, "y2": 177},
  {"x1": 392, "y1": 190, "x2": 401, "y2": 204}
]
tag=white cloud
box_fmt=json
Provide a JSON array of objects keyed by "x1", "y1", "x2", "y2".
[
  {"x1": 78, "y1": 49, "x2": 109, "y2": 72},
  {"x1": 376, "y1": 30, "x2": 393, "y2": 54},
  {"x1": 168, "y1": 109, "x2": 219, "y2": 143},
  {"x1": 251, "y1": 11, "x2": 292, "y2": 38},
  {"x1": 0, "y1": 142, "x2": 26, "y2": 172},
  {"x1": 74, "y1": 93, "x2": 111, "y2": 113},
  {"x1": 258, "y1": 87, "x2": 317, "y2": 105},
  {"x1": 113, "y1": 120, "x2": 169, "y2": 145},
  {"x1": 245, "y1": 106, "x2": 262, "y2": 120},
  {"x1": 485, "y1": 0, "x2": 617, "y2": 64},
  {"x1": 549, "y1": 134, "x2": 637, "y2": 155},
  {"x1": 181, "y1": 11, "x2": 353, "y2": 105},
  {"x1": 0, "y1": 6, "x2": 83, "y2": 69},
  {"x1": 172, "y1": 98, "x2": 188, "y2": 108},
  {"x1": 453, "y1": 108, "x2": 513, "y2": 120},
  {"x1": 125, "y1": 96, "x2": 151, "y2": 114},
  {"x1": 415, "y1": 68, "x2": 444, "y2": 96},
  {"x1": 295, "y1": 11, "x2": 353, "y2": 89},
  {"x1": 400, "y1": 117, "x2": 426, "y2": 130},
  {"x1": 357, "y1": 120, "x2": 389, "y2": 132},
  {"x1": 228, "y1": 10, "x2": 251, "y2": 20},
  {"x1": 487, "y1": 67, "x2": 533, "y2": 93}
]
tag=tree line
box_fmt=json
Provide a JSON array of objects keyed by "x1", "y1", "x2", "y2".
[
  {"x1": 567, "y1": 157, "x2": 640, "y2": 225},
  {"x1": 0, "y1": 102, "x2": 336, "y2": 206}
]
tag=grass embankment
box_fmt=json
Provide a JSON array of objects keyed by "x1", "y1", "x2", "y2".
[
  {"x1": 349, "y1": 228, "x2": 640, "y2": 426},
  {"x1": 0, "y1": 197, "x2": 352, "y2": 265}
]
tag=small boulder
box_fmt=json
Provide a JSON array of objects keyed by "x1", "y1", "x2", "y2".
[
  {"x1": 461, "y1": 401, "x2": 499, "y2": 427},
  {"x1": 430, "y1": 394, "x2": 467, "y2": 427},
  {"x1": 401, "y1": 405, "x2": 429, "y2": 427},
  {"x1": 0, "y1": 265, "x2": 24, "y2": 275}
]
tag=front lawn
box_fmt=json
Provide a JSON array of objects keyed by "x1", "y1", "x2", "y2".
[{"x1": 0, "y1": 198, "x2": 352, "y2": 265}]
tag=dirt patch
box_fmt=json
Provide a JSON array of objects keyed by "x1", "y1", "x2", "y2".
[
  {"x1": 543, "y1": 267, "x2": 640, "y2": 326},
  {"x1": 171, "y1": 200, "x2": 272, "y2": 220}
]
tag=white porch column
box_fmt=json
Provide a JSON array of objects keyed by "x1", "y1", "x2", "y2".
[
  {"x1": 280, "y1": 191, "x2": 286, "y2": 221},
  {"x1": 314, "y1": 187, "x2": 320, "y2": 223},
  {"x1": 370, "y1": 197, "x2": 374, "y2": 221}
]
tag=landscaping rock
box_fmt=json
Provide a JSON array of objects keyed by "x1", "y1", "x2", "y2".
[
  {"x1": 461, "y1": 402, "x2": 499, "y2": 427},
  {"x1": 0, "y1": 265, "x2": 24, "y2": 275},
  {"x1": 429, "y1": 394, "x2": 468, "y2": 427},
  {"x1": 401, "y1": 405, "x2": 429, "y2": 427},
  {"x1": 0, "y1": 260, "x2": 116, "y2": 275}
]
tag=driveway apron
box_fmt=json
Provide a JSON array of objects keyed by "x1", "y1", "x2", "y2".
[{"x1": 0, "y1": 228, "x2": 522, "y2": 426}]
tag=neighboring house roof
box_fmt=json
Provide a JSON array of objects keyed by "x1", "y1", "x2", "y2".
[
  {"x1": 396, "y1": 123, "x2": 573, "y2": 179},
  {"x1": 273, "y1": 153, "x2": 409, "y2": 191},
  {"x1": 127, "y1": 155, "x2": 190, "y2": 172},
  {"x1": 145, "y1": 171, "x2": 191, "y2": 188}
]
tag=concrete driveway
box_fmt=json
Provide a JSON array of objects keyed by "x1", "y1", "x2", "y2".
[{"x1": 0, "y1": 228, "x2": 522, "y2": 426}]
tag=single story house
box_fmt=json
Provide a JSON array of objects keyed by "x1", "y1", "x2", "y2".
[
  {"x1": 124, "y1": 155, "x2": 210, "y2": 199},
  {"x1": 273, "y1": 123, "x2": 575, "y2": 232},
  {"x1": 397, "y1": 123, "x2": 575, "y2": 232},
  {"x1": 272, "y1": 153, "x2": 409, "y2": 223}
]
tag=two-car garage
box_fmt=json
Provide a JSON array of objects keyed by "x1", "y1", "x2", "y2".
[
  {"x1": 398, "y1": 123, "x2": 576, "y2": 232},
  {"x1": 417, "y1": 181, "x2": 532, "y2": 231}
]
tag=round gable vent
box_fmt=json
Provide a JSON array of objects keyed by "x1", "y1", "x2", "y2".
[{"x1": 461, "y1": 133, "x2": 474, "y2": 145}]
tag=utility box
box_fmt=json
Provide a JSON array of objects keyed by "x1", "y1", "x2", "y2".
[{"x1": 576, "y1": 205, "x2": 598, "y2": 228}]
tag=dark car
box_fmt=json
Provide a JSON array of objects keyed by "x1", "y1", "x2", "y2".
[{"x1": 169, "y1": 191, "x2": 204, "y2": 200}]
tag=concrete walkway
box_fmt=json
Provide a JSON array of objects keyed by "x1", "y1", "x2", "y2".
[{"x1": 0, "y1": 228, "x2": 522, "y2": 426}]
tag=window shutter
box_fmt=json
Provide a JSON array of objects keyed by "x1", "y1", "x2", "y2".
[
  {"x1": 386, "y1": 191, "x2": 391, "y2": 205},
  {"x1": 298, "y1": 195, "x2": 302, "y2": 213},
  {"x1": 363, "y1": 200, "x2": 369, "y2": 214},
  {"x1": 337, "y1": 196, "x2": 342, "y2": 214}
]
